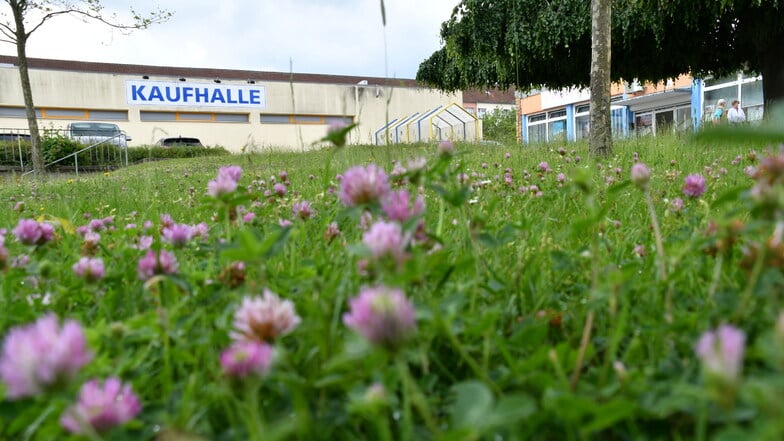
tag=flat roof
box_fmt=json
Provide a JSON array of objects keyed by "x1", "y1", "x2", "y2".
[
  {"x1": 0, "y1": 55, "x2": 423, "y2": 88},
  {"x1": 615, "y1": 88, "x2": 691, "y2": 111}
]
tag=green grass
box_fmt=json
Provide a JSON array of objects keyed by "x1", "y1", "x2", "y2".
[{"x1": 1, "y1": 134, "x2": 784, "y2": 440}]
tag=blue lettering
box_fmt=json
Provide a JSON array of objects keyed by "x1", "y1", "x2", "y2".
[
  {"x1": 211, "y1": 89, "x2": 226, "y2": 103},
  {"x1": 131, "y1": 85, "x2": 147, "y2": 101},
  {"x1": 148, "y1": 86, "x2": 164, "y2": 102},
  {"x1": 165, "y1": 87, "x2": 181, "y2": 102},
  {"x1": 237, "y1": 89, "x2": 249, "y2": 104},
  {"x1": 249, "y1": 90, "x2": 260, "y2": 105},
  {"x1": 195, "y1": 88, "x2": 209, "y2": 103},
  {"x1": 182, "y1": 87, "x2": 194, "y2": 102},
  {"x1": 225, "y1": 89, "x2": 238, "y2": 104}
]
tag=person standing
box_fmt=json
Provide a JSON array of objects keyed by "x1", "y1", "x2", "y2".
[
  {"x1": 712, "y1": 99, "x2": 727, "y2": 125},
  {"x1": 727, "y1": 100, "x2": 747, "y2": 124}
]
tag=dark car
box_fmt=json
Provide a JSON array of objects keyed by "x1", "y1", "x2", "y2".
[
  {"x1": 155, "y1": 137, "x2": 203, "y2": 147},
  {"x1": 0, "y1": 133, "x2": 31, "y2": 142}
]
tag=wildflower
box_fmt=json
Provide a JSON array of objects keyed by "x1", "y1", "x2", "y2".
[
  {"x1": 630, "y1": 163, "x2": 652, "y2": 190},
  {"x1": 60, "y1": 377, "x2": 141, "y2": 434},
  {"x1": 192, "y1": 222, "x2": 209, "y2": 239},
  {"x1": 696, "y1": 324, "x2": 745, "y2": 386},
  {"x1": 343, "y1": 285, "x2": 416, "y2": 348},
  {"x1": 137, "y1": 250, "x2": 178, "y2": 280},
  {"x1": 208, "y1": 165, "x2": 242, "y2": 197},
  {"x1": 0, "y1": 314, "x2": 92, "y2": 399},
  {"x1": 669, "y1": 198, "x2": 684, "y2": 213},
  {"x1": 217, "y1": 261, "x2": 247, "y2": 288},
  {"x1": 292, "y1": 201, "x2": 313, "y2": 220},
  {"x1": 381, "y1": 190, "x2": 425, "y2": 223},
  {"x1": 633, "y1": 244, "x2": 646, "y2": 257},
  {"x1": 324, "y1": 222, "x2": 341, "y2": 242},
  {"x1": 326, "y1": 119, "x2": 351, "y2": 147},
  {"x1": 159, "y1": 214, "x2": 175, "y2": 230},
  {"x1": 242, "y1": 212, "x2": 256, "y2": 223},
  {"x1": 72, "y1": 257, "x2": 105, "y2": 282},
  {"x1": 339, "y1": 164, "x2": 391, "y2": 206},
  {"x1": 271, "y1": 183, "x2": 286, "y2": 197},
  {"x1": 219, "y1": 165, "x2": 242, "y2": 182},
  {"x1": 362, "y1": 221, "x2": 409, "y2": 263},
  {"x1": 161, "y1": 223, "x2": 194, "y2": 247},
  {"x1": 556, "y1": 173, "x2": 566, "y2": 184},
  {"x1": 220, "y1": 341, "x2": 274, "y2": 378},
  {"x1": 278, "y1": 218, "x2": 293, "y2": 228},
  {"x1": 437, "y1": 140, "x2": 454, "y2": 155},
  {"x1": 231, "y1": 289, "x2": 301, "y2": 342},
  {"x1": 0, "y1": 242, "x2": 7, "y2": 270},
  {"x1": 13, "y1": 219, "x2": 54, "y2": 246},
  {"x1": 683, "y1": 174, "x2": 706, "y2": 198}
]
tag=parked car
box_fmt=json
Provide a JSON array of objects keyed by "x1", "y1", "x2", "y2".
[
  {"x1": 0, "y1": 133, "x2": 31, "y2": 142},
  {"x1": 67, "y1": 122, "x2": 131, "y2": 148},
  {"x1": 155, "y1": 137, "x2": 203, "y2": 147}
]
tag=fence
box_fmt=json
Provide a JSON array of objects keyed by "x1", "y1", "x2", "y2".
[{"x1": 0, "y1": 127, "x2": 129, "y2": 176}]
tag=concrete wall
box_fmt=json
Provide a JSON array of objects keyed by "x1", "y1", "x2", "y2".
[{"x1": 0, "y1": 64, "x2": 458, "y2": 152}]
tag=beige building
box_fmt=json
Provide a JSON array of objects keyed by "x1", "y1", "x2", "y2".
[{"x1": 0, "y1": 55, "x2": 460, "y2": 152}]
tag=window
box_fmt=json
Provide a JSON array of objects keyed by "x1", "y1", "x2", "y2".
[
  {"x1": 478, "y1": 108, "x2": 486, "y2": 118},
  {"x1": 575, "y1": 115, "x2": 590, "y2": 140},
  {"x1": 0, "y1": 106, "x2": 125, "y2": 120},
  {"x1": 140, "y1": 111, "x2": 248, "y2": 123},
  {"x1": 575, "y1": 104, "x2": 590, "y2": 114},
  {"x1": 260, "y1": 114, "x2": 353, "y2": 125},
  {"x1": 69, "y1": 122, "x2": 121, "y2": 136},
  {"x1": 675, "y1": 107, "x2": 692, "y2": 132},
  {"x1": 260, "y1": 114, "x2": 291, "y2": 124},
  {"x1": 548, "y1": 109, "x2": 566, "y2": 119},
  {"x1": 635, "y1": 113, "x2": 653, "y2": 136},
  {"x1": 528, "y1": 124, "x2": 546, "y2": 143},
  {"x1": 528, "y1": 113, "x2": 546, "y2": 123}
]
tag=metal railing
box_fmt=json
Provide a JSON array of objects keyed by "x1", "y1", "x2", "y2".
[{"x1": 0, "y1": 127, "x2": 129, "y2": 176}]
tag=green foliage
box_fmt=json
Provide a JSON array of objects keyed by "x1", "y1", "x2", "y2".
[
  {"x1": 40, "y1": 132, "x2": 83, "y2": 165},
  {"x1": 481, "y1": 110, "x2": 518, "y2": 144},
  {"x1": 2, "y1": 135, "x2": 784, "y2": 440},
  {"x1": 126, "y1": 145, "x2": 230, "y2": 163},
  {"x1": 417, "y1": 0, "x2": 784, "y2": 99}
]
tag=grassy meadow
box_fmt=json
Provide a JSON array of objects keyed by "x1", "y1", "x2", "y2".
[{"x1": 1, "y1": 134, "x2": 784, "y2": 441}]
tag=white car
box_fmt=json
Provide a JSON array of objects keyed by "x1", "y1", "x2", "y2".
[{"x1": 67, "y1": 122, "x2": 131, "y2": 148}]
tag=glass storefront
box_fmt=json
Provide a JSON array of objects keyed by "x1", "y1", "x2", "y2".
[
  {"x1": 528, "y1": 123, "x2": 547, "y2": 143},
  {"x1": 703, "y1": 74, "x2": 764, "y2": 123}
]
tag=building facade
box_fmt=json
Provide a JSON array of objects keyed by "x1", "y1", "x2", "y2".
[
  {"x1": 517, "y1": 73, "x2": 765, "y2": 144},
  {"x1": 462, "y1": 88, "x2": 516, "y2": 118},
  {"x1": 0, "y1": 56, "x2": 460, "y2": 152}
]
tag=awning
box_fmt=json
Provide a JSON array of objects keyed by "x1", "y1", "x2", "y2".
[{"x1": 615, "y1": 88, "x2": 691, "y2": 112}]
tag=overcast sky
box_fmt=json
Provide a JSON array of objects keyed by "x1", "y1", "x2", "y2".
[{"x1": 0, "y1": 0, "x2": 458, "y2": 79}]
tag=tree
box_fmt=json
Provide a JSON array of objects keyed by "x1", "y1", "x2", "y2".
[
  {"x1": 481, "y1": 109, "x2": 517, "y2": 144},
  {"x1": 0, "y1": 1, "x2": 171, "y2": 176},
  {"x1": 589, "y1": 0, "x2": 611, "y2": 156},
  {"x1": 417, "y1": 0, "x2": 784, "y2": 114}
]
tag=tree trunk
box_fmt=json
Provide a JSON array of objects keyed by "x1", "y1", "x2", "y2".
[
  {"x1": 589, "y1": 0, "x2": 612, "y2": 157},
  {"x1": 11, "y1": 2, "x2": 45, "y2": 176},
  {"x1": 760, "y1": 36, "x2": 784, "y2": 118}
]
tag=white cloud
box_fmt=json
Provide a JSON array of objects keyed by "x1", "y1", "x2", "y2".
[{"x1": 1, "y1": 0, "x2": 456, "y2": 79}]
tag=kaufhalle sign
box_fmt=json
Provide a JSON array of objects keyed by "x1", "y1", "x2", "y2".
[{"x1": 125, "y1": 80, "x2": 266, "y2": 108}]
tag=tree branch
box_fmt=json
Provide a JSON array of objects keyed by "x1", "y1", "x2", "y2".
[
  {"x1": 25, "y1": 9, "x2": 78, "y2": 36},
  {"x1": 0, "y1": 22, "x2": 17, "y2": 41}
]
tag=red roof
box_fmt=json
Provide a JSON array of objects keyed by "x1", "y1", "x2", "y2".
[{"x1": 462, "y1": 88, "x2": 516, "y2": 105}]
